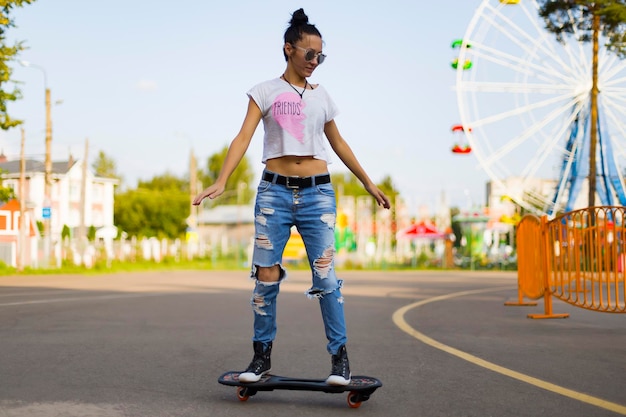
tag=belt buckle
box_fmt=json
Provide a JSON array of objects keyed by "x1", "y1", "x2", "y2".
[{"x1": 286, "y1": 176, "x2": 300, "y2": 189}]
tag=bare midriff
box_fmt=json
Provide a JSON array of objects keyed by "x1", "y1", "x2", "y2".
[{"x1": 265, "y1": 155, "x2": 328, "y2": 177}]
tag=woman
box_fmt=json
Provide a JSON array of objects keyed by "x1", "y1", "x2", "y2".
[{"x1": 193, "y1": 8, "x2": 390, "y2": 386}]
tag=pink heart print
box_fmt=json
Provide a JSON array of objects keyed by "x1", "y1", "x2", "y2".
[{"x1": 272, "y1": 92, "x2": 307, "y2": 143}]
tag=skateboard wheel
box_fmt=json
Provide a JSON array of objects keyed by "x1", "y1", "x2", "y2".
[
  {"x1": 236, "y1": 386, "x2": 250, "y2": 402},
  {"x1": 347, "y1": 391, "x2": 362, "y2": 408}
]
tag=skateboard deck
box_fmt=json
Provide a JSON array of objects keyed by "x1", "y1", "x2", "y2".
[{"x1": 218, "y1": 371, "x2": 382, "y2": 408}]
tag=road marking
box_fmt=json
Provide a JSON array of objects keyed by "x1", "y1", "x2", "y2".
[
  {"x1": 0, "y1": 291, "x2": 218, "y2": 307},
  {"x1": 0, "y1": 290, "x2": 80, "y2": 299},
  {"x1": 392, "y1": 287, "x2": 626, "y2": 416}
]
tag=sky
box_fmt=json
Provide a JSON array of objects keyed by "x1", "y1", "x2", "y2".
[{"x1": 1, "y1": 0, "x2": 489, "y2": 215}]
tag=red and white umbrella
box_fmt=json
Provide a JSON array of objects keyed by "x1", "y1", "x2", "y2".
[{"x1": 397, "y1": 221, "x2": 445, "y2": 240}]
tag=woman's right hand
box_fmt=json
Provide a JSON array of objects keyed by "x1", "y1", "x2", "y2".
[{"x1": 192, "y1": 183, "x2": 225, "y2": 206}]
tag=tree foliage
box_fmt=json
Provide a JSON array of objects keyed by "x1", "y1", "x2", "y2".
[
  {"x1": 92, "y1": 150, "x2": 121, "y2": 181},
  {"x1": 331, "y1": 172, "x2": 369, "y2": 197},
  {"x1": 115, "y1": 172, "x2": 190, "y2": 239},
  {"x1": 331, "y1": 172, "x2": 399, "y2": 199},
  {"x1": 377, "y1": 175, "x2": 400, "y2": 201},
  {"x1": 539, "y1": 1, "x2": 626, "y2": 57},
  {"x1": 137, "y1": 172, "x2": 188, "y2": 192},
  {"x1": 113, "y1": 143, "x2": 255, "y2": 238},
  {"x1": 537, "y1": 0, "x2": 626, "y2": 207},
  {"x1": 0, "y1": 175, "x2": 14, "y2": 202},
  {"x1": 200, "y1": 145, "x2": 254, "y2": 205},
  {"x1": 114, "y1": 187, "x2": 190, "y2": 239},
  {"x1": 0, "y1": 0, "x2": 36, "y2": 130}
]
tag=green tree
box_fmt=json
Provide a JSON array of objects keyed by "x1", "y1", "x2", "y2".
[
  {"x1": 92, "y1": 150, "x2": 121, "y2": 181},
  {"x1": 0, "y1": 0, "x2": 36, "y2": 130},
  {"x1": 138, "y1": 172, "x2": 188, "y2": 192},
  {"x1": 61, "y1": 224, "x2": 71, "y2": 240},
  {"x1": 200, "y1": 145, "x2": 254, "y2": 205},
  {"x1": 114, "y1": 172, "x2": 190, "y2": 239},
  {"x1": 377, "y1": 175, "x2": 400, "y2": 201},
  {"x1": 538, "y1": 0, "x2": 626, "y2": 207},
  {"x1": 0, "y1": 171, "x2": 15, "y2": 202},
  {"x1": 87, "y1": 225, "x2": 97, "y2": 241},
  {"x1": 331, "y1": 172, "x2": 369, "y2": 198},
  {"x1": 114, "y1": 188, "x2": 190, "y2": 239},
  {"x1": 331, "y1": 172, "x2": 399, "y2": 199},
  {"x1": 0, "y1": 2, "x2": 37, "y2": 200}
]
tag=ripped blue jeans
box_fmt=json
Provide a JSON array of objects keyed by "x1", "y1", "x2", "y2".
[{"x1": 249, "y1": 171, "x2": 347, "y2": 355}]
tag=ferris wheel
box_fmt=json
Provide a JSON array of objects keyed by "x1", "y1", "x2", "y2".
[{"x1": 454, "y1": 0, "x2": 626, "y2": 216}]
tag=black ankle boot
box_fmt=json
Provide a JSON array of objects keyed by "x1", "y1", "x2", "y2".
[
  {"x1": 326, "y1": 344, "x2": 351, "y2": 386},
  {"x1": 239, "y1": 341, "x2": 272, "y2": 383}
]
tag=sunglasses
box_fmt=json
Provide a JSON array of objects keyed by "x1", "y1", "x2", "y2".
[{"x1": 292, "y1": 45, "x2": 326, "y2": 65}]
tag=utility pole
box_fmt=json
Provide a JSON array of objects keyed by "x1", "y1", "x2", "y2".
[
  {"x1": 18, "y1": 128, "x2": 26, "y2": 272},
  {"x1": 20, "y1": 61, "x2": 53, "y2": 267},
  {"x1": 79, "y1": 138, "x2": 88, "y2": 239},
  {"x1": 44, "y1": 84, "x2": 52, "y2": 267},
  {"x1": 79, "y1": 138, "x2": 89, "y2": 264}
]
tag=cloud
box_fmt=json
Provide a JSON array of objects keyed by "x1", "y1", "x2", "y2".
[{"x1": 136, "y1": 79, "x2": 158, "y2": 92}]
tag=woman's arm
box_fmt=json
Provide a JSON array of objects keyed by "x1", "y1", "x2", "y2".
[
  {"x1": 192, "y1": 98, "x2": 262, "y2": 205},
  {"x1": 324, "y1": 120, "x2": 391, "y2": 209}
]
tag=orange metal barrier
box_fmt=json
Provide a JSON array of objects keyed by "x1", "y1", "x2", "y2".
[
  {"x1": 514, "y1": 206, "x2": 626, "y2": 318},
  {"x1": 504, "y1": 214, "x2": 540, "y2": 307}
]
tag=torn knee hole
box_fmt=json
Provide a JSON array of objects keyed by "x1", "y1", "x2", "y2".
[
  {"x1": 313, "y1": 246, "x2": 334, "y2": 277},
  {"x1": 255, "y1": 234, "x2": 273, "y2": 249},
  {"x1": 252, "y1": 293, "x2": 268, "y2": 315},
  {"x1": 252, "y1": 294, "x2": 265, "y2": 306}
]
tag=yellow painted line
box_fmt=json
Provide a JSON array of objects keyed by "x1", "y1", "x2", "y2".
[{"x1": 392, "y1": 287, "x2": 626, "y2": 416}]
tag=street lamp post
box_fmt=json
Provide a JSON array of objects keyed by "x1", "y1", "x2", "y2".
[{"x1": 20, "y1": 60, "x2": 53, "y2": 267}]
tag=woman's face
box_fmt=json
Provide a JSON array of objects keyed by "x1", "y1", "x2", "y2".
[{"x1": 287, "y1": 34, "x2": 324, "y2": 78}]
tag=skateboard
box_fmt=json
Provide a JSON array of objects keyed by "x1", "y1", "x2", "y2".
[{"x1": 218, "y1": 371, "x2": 382, "y2": 408}]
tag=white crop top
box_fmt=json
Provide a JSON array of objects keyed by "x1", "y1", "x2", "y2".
[{"x1": 247, "y1": 78, "x2": 339, "y2": 164}]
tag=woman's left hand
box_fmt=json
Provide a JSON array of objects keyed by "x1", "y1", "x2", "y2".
[{"x1": 365, "y1": 184, "x2": 391, "y2": 209}]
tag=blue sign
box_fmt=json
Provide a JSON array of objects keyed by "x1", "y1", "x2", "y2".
[{"x1": 42, "y1": 207, "x2": 51, "y2": 219}]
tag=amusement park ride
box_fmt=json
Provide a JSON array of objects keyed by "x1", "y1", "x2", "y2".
[{"x1": 451, "y1": 0, "x2": 626, "y2": 217}]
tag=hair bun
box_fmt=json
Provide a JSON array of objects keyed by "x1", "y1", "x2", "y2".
[{"x1": 289, "y1": 8, "x2": 309, "y2": 27}]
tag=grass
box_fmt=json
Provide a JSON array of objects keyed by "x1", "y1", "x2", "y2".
[{"x1": 0, "y1": 255, "x2": 516, "y2": 276}]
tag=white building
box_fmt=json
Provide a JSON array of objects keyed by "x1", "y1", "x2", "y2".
[{"x1": 0, "y1": 155, "x2": 119, "y2": 238}]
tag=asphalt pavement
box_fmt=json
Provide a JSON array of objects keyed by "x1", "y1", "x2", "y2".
[{"x1": 0, "y1": 269, "x2": 624, "y2": 417}]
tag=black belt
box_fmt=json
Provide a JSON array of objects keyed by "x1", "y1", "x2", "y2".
[{"x1": 263, "y1": 171, "x2": 331, "y2": 189}]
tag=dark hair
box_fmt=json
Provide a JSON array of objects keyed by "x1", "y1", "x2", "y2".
[{"x1": 283, "y1": 8, "x2": 322, "y2": 61}]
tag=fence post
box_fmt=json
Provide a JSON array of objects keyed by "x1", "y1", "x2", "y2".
[
  {"x1": 506, "y1": 215, "x2": 539, "y2": 306},
  {"x1": 504, "y1": 287, "x2": 538, "y2": 306},
  {"x1": 528, "y1": 215, "x2": 569, "y2": 319}
]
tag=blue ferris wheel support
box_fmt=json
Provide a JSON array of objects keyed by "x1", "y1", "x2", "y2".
[{"x1": 549, "y1": 99, "x2": 626, "y2": 216}]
